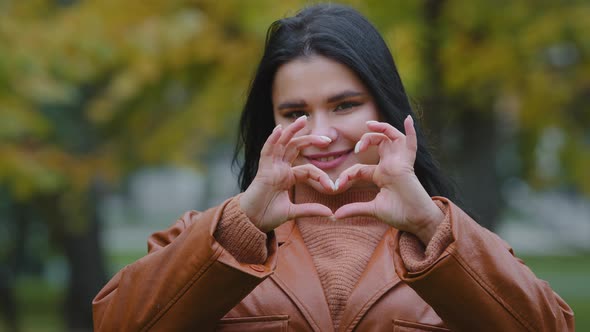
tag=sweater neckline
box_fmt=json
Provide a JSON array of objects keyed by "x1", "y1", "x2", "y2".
[{"x1": 293, "y1": 183, "x2": 379, "y2": 212}]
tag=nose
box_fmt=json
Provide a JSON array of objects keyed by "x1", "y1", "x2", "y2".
[{"x1": 304, "y1": 114, "x2": 338, "y2": 142}]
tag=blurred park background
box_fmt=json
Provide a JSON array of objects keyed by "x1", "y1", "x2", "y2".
[{"x1": 0, "y1": 0, "x2": 589, "y2": 331}]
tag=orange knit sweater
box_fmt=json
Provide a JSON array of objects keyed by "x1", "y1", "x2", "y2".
[
  {"x1": 214, "y1": 185, "x2": 452, "y2": 329},
  {"x1": 294, "y1": 185, "x2": 389, "y2": 328}
]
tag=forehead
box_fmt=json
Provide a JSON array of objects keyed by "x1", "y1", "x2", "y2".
[{"x1": 272, "y1": 56, "x2": 369, "y2": 103}]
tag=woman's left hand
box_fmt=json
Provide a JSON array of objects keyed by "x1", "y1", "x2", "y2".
[{"x1": 333, "y1": 115, "x2": 444, "y2": 245}]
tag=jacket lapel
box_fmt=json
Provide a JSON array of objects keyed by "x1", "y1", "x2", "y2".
[
  {"x1": 338, "y1": 228, "x2": 402, "y2": 332},
  {"x1": 271, "y1": 221, "x2": 334, "y2": 332}
]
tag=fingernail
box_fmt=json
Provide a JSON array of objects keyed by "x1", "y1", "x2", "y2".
[
  {"x1": 334, "y1": 179, "x2": 340, "y2": 191},
  {"x1": 319, "y1": 136, "x2": 332, "y2": 143},
  {"x1": 366, "y1": 120, "x2": 379, "y2": 125},
  {"x1": 273, "y1": 124, "x2": 282, "y2": 132},
  {"x1": 297, "y1": 115, "x2": 307, "y2": 121},
  {"x1": 330, "y1": 180, "x2": 336, "y2": 191},
  {"x1": 354, "y1": 141, "x2": 361, "y2": 154},
  {"x1": 329, "y1": 215, "x2": 337, "y2": 222}
]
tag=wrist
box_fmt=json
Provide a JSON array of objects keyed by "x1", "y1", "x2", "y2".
[
  {"x1": 238, "y1": 191, "x2": 263, "y2": 230},
  {"x1": 412, "y1": 201, "x2": 444, "y2": 246}
]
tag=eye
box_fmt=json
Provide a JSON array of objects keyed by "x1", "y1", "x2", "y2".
[
  {"x1": 284, "y1": 110, "x2": 308, "y2": 120},
  {"x1": 334, "y1": 101, "x2": 361, "y2": 111}
]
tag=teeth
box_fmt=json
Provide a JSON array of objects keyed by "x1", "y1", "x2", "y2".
[
  {"x1": 310, "y1": 152, "x2": 350, "y2": 163},
  {"x1": 318, "y1": 156, "x2": 336, "y2": 162}
]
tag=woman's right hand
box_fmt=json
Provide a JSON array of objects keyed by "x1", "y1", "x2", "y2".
[{"x1": 239, "y1": 116, "x2": 335, "y2": 232}]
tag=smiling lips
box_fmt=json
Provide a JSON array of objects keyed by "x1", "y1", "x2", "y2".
[{"x1": 304, "y1": 149, "x2": 353, "y2": 170}]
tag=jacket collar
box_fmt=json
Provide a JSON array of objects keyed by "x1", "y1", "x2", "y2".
[
  {"x1": 275, "y1": 220, "x2": 296, "y2": 245},
  {"x1": 272, "y1": 222, "x2": 401, "y2": 332},
  {"x1": 272, "y1": 221, "x2": 334, "y2": 332},
  {"x1": 337, "y1": 227, "x2": 401, "y2": 332}
]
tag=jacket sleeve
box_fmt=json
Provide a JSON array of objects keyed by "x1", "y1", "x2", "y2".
[
  {"x1": 92, "y1": 197, "x2": 278, "y2": 332},
  {"x1": 392, "y1": 197, "x2": 575, "y2": 332}
]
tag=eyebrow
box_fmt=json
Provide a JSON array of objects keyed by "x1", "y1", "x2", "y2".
[
  {"x1": 277, "y1": 100, "x2": 307, "y2": 111},
  {"x1": 327, "y1": 90, "x2": 365, "y2": 103},
  {"x1": 276, "y1": 90, "x2": 366, "y2": 111}
]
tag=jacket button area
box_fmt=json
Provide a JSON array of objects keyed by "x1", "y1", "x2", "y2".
[{"x1": 249, "y1": 264, "x2": 265, "y2": 272}]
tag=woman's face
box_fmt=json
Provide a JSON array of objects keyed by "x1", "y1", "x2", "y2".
[{"x1": 272, "y1": 55, "x2": 380, "y2": 181}]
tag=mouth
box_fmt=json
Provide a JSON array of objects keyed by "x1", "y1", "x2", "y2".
[{"x1": 304, "y1": 149, "x2": 353, "y2": 170}]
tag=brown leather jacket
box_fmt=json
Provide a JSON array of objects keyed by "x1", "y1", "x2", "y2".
[{"x1": 93, "y1": 197, "x2": 574, "y2": 331}]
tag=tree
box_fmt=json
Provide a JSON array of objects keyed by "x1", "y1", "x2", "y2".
[
  {"x1": 0, "y1": 0, "x2": 588, "y2": 329},
  {"x1": 0, "y1": 0, "x2": 301, "y2": 329},
  {"x1": 359, "y1": 0, "x2": 590, "y2": 228}
]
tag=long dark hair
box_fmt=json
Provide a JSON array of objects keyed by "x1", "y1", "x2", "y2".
[{"x1": 233, "y1": 3, "x2": 457, "y2": 201}]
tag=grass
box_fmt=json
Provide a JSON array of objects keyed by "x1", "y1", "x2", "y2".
[
  {"x1": 521, "y1": 255, "x2": 590, "y2": 330},
  {"x1": 13, "y1": 277, "x2": 64, "y2": 332},
  {"x1": 106, "y1": 251, "x2": 146, "y2": 276},
  {"x1": 5, "y1": 254, "x2": 589, "y2": 331}
]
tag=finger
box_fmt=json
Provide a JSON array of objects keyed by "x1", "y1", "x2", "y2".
[
  {"x1": 335, "y1": 164, "x2": 376, "y2": 191},
  {"x1": 289, "y1": 203, "x2": 333, "y2": 219},
  {"x1": 284, "y1": 135, "x2": 331, "y2": 162},
  {"x1": 260, "y1": 124, "x2": 283, "y2": 156},
  {"x1": 354, "y1": 133, "x2": 390, "y2": 154},
  {"x1": 366, "y1": 120, "x2": 405, "y2": 141},
  {"x1": 334, "y1": 201, "x2": 376, "y2": 219},
  {"x1": 292, "y1": 164, "x2": 335, "y2": 192},
  {"x1": 277, "y1": 115, "x2": 308, "y2": 145},
  {"x1": 404, "y1": 115, "x2": 418, "y2": 154}
]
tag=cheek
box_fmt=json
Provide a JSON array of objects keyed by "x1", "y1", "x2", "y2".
[
  {"x1": 337, "y1": 121, "x2": 368, "y2": 141},
  {"x1": 272, "y1": 113, "x2": 283, "y2": 126},
  {"x1": 342, "y1": 108, "x2": 379, "y2": 138},
  {"x1": 292, "y1": 155, "x2": 307, "y2": 168},
  {"x1": 359, "y1": 146, "x2": 380, "y2": 165}
]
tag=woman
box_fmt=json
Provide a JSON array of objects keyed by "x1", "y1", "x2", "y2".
[{"x1": 93, "y1": 4, "x2": 574, "y2": 331}]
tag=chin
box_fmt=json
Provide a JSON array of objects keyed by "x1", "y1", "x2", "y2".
[{"x1": 323, "y1": 166, "x2": 347, "y2": 182}]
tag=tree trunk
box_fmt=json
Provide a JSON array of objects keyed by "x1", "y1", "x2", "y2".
[
  {"x1": 61, "y1": 214, "x2": 106, "y2": 331},
  {"x1": 0, "y1": 274, "x2": 19, "y2": 332},
  {"x1": 421, "y1": 0, "x2": 502, "y2": 230},
  {"x1": 0, "y1": 195, "x2": 27, "y2": 332},
  {"x1": 37, "y1": 182, "x2": 107, "y2": 331},
  {"x1": 451, "y1": 111, "x2": 502, "y2": 230}
]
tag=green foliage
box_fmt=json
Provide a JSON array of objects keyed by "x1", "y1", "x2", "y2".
[{"x1": 0, "y1": 0, "x2": 588, "y2": 204}]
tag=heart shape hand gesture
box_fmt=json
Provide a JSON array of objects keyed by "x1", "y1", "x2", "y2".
[
  {"x1": 239, "y1": 115, "x2": 444, "y2": 243},
  {"x1": 332, "y1": 116, "x2": 444, "y2": 244},
  {"x1": 239, "y1": 115, "x2": 336, "y2": 232}
]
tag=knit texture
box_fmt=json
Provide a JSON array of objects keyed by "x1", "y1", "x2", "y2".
[
  {"x1": 214, "y1": 195, "x2": 268, "y2": 264},
  {"x1": 399, "y1": 199, "x2": 453, "y2": 272},
  {"x1": 213, "y1": 187, "x2": 454, "y2": 330},
  {"x1": 294, "y1": 184, "x2": 390, "y2": 329}
]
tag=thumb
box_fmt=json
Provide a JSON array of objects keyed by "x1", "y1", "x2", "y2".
[
  {"x1": 334, "y1": 201, "x2": 376, "y2": 219},
  {"x1": 289, "y1": 203, "x2": 333, "y2": 219}
]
